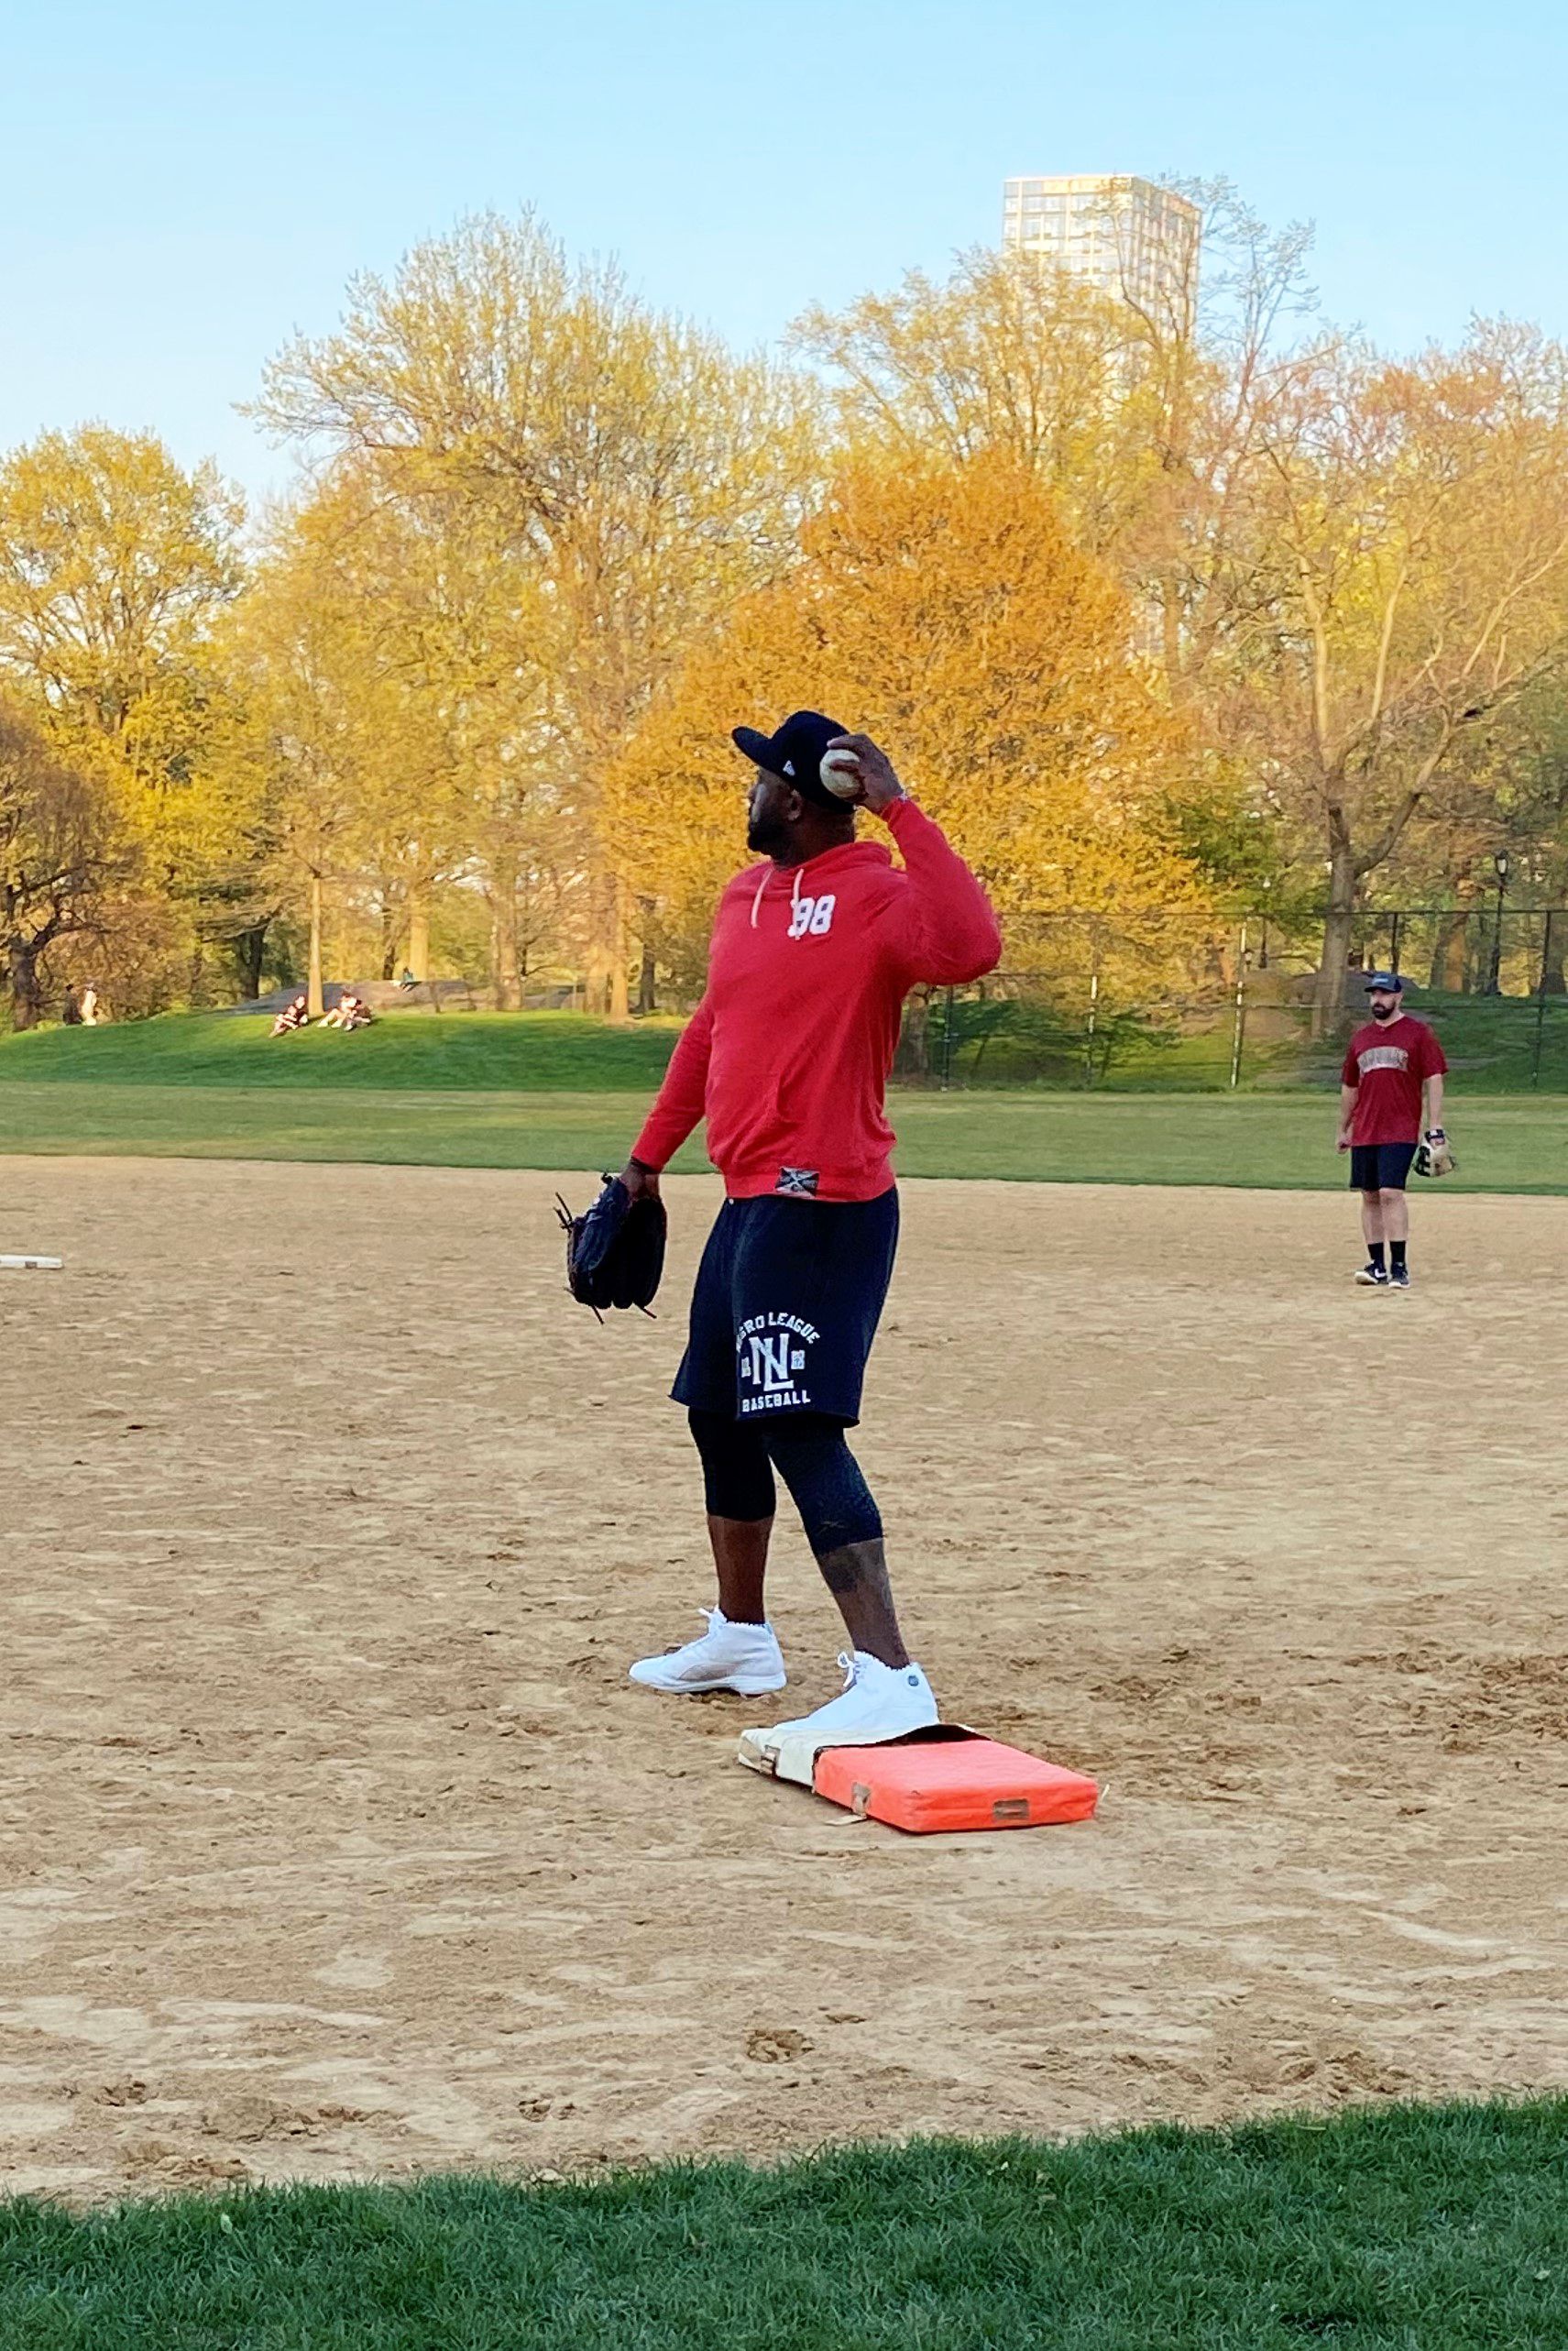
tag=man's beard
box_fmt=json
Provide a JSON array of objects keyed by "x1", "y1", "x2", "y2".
[
  {"x1": 1372, "y1": 1003, "x2": 1398, "y2": 1022},
  {"x1": 746, "y1": 809, "x2": 791, "y2": 858}
]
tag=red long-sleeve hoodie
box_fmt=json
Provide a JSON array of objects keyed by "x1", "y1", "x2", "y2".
[{"x1": 632, "y1": 796, "x2": 1002, "y2": 1200}]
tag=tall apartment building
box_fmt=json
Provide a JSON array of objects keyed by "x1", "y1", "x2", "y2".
[{"x1": 1002, "y1": 174, "x2": 1200, "y2": 327}]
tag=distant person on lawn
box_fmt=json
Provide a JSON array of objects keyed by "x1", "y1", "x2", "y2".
[
  {"x1": 271, "y1": 993, "x2": 311, "y2": 1037},
  {"x1": 1337, "y1": 972, "x2": 1448, "y2": 1290},
  {"x1": 61, "y1": 984, "x2": 82, "y2": 1027},
  {"x1": 323, "y1": 990, "x2": 373, "y2": 1031},
  {"x1": 80, "y1": 983, "x2": 101, "y2": 1026}
]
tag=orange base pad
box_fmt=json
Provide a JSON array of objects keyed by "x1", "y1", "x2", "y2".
[{"x1": 813, "y1": 1730, "x2": 1099, "y2": 1834}]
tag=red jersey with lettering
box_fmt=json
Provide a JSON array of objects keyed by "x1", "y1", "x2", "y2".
[
  {"x1": 632, "y1": 797, "x2": 1001, "y2": 1200},
  {"x1": 1340, "y1": 1015, "x2": 1447, "y2": 1146}
]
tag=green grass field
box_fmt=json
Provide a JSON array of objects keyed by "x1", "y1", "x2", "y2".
[
  {"x1": 3, "y1": 2102, "x2": 1565, "y2": 2349},
  {"x1": 1, "y1": 1012, "x2": 1565, "y2": 1188},
  {"x1": 0, "y1": 1081, "x2": 1564, "y2": 1188}
]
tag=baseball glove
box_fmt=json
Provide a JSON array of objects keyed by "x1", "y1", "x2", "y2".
[
  {"x1": 555, "y1": 1175, "x2": 666, "y2": 1316},
  {"x1": 1414, "y1": 1126, "x2": 1455, "y2": 1179}
]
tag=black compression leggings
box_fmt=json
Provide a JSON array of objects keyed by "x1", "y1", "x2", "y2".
[{"x1": 687, "y1": 1409, "x2": 883, "y2": 1555}]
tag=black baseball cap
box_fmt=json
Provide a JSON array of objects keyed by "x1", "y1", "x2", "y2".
[
  {"x1": 731, "y1": 709, "x2": 850, "y2": 809},
  {"x1": 1364, "y1": 971, "x2": 1405, "y2": 993}
]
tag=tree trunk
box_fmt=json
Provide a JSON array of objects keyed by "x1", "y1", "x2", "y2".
[
  {"x1": 1312, "y1": 831, "x2": 1358, "y2": 1038},
  {"x1": 1544, "y1": 910, "x2": 1566, "y2": 994},
  {"x1": 609, "y1": 873, "x2": 630, "y2": 1022},
  {"x1": 379, "y1": 897, "x2": 401, "y2": 983},
  {"x1": 897, "y1": 989, "x2": 932, "y2": 1077},
  {"x1": 6, "y1": 939, "x2": 44, "y2": 1031},
  {"x1": 584, "y1": 870, "x2": 630, "y2": 1020},
  {"x1": 636, "y1": 896, "x2": 657, "y2": 1014},
  {"x1": 307, "y1": 873, "x2": 324, "y2": 1019},
  {"x1": 1430, "y1": 908, "x2": 1470, "y2": 992},
  {"x1": 406, "y1": 885, "x2": 431, "y2": 983},
  {"x1": 233, "y1": 921, "x2": 269, "y2": 1003},
  {"x1": 490, "y1": 851, "x2": 522, "y2": 1011}
]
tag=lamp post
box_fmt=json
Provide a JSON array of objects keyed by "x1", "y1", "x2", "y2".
[{"x1": 1486, "y1": 851, "x2": 1511, "y2": 995}]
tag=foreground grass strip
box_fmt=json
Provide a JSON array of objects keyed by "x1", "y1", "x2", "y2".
[
  {"x1": 2, "y1": 2103, "x2": 1567, "y2": 2349},
  {"x1": 1, "y1": 1082, "x2": 1566, "y2": 1192}
]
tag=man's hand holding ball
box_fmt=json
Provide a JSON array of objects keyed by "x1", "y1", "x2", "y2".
[{"x1": 819, "y1": 732, "x2": 907, "y2": 816}]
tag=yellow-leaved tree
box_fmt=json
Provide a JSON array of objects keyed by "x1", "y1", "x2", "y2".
[
  {"x1": 254, "y1": 210, "x2": 822, "y2": 1014},
  {"x1": 607, "y1": 451, "x2": 1205, "y2": 1013},
  {"x1": 0, "y1": 426, "x2": 258, "y2": 1007}
]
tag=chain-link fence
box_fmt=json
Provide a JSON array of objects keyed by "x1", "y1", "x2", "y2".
[{"x1": 894, "y1": 907, "x2": 1568, "y2": 1091}]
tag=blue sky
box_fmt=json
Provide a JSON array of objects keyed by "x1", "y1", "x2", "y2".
[{"x1": 4, "y1": 0, "x2": 1565, "y2": 499}]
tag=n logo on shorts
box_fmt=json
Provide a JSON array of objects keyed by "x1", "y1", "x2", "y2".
[{"x1": 736, "y1": 1310, "x2": 818, "y2": 1415}]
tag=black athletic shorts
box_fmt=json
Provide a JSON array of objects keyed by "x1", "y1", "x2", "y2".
[
  {"x1": 1350, "y1": 1140, "x2": 1419, "y2": 1192},
  {"x1": 673, "y1": 1190, "x2": 899, "y2": 1427}
]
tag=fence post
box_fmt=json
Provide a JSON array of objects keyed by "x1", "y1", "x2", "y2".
[
  {"x1": 1389, "y1": 910, "x2": 1402, "y2": 978},
  {"x1": 1532, "y1": 910, "x2": 1554, "y2": 1090},
  {"x1": 1228, "y1": 919, "x2": 1249, "y2": 1091},
  {"x1": 941, "y1": 984, "x2": 956, "y2": 1092},
  {"x1": 1083, "y1": 965, "x2": 1100, "y2": 1088}
]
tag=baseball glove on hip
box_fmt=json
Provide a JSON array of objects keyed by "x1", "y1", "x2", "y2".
[
  {"x1": 555, "y1": 1175, "x2": 666, "y2": 1315},
  {"x1": 1414, "y1": 1126, "x2": 1455, "y2": 1178}
]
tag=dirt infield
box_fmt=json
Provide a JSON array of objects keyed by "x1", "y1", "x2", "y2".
[{"x1": 3, "y1": 1158, "x2": 1566, "y2": 2203}]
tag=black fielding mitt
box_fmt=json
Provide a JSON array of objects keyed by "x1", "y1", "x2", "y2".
[
  {"x1": 1414, "y1": 1126, "x2": 1455, "y2": 1179},
  {"x1": 555, "y1": 1175, "x2": 666, "y2": 1316}
]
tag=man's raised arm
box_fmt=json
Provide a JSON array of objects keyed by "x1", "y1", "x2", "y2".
[{"x1": 828, "y1": 732, "x2": 1002, "y2": 985}]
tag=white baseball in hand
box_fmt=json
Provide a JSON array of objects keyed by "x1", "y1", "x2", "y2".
[{"x1": 819, "y1": 747, "x2": 862, "y2": 798}]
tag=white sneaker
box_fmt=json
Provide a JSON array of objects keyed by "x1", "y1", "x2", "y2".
[
  {"x1": 753, "y1": 1652, "x2": 939, "y2": 1749},
  {"x1": 629, "y1": 1608, "x2": 786, "y2": 1697}
]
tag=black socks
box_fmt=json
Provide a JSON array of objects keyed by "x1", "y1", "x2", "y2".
[
  {"x1": 1390, "y1": 1241, "x2": 1407, "y2": 1272},
  {"x1": 1368, "y1": 1243, "x2": 1387, "y2": 1271}
]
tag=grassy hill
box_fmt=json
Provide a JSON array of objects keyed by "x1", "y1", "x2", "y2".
[
  {"x1": 4, "y1": 992, "x2": 1564, "y2": 1096},
  {"x1": 0, "y1": 1011, "x2": 685, "y2": 1091}
]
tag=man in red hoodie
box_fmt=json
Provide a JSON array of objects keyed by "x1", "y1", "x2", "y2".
[{"x1": 620, "y1": 710, "x2": 1002, "y2": 1748}]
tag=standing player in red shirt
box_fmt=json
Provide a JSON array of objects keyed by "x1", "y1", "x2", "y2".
[
  {"x1": 618, "y1": 711, "x2": 1002, "y2": 1748},
  {"x1": 1338, "y1": 972, "x2": 1450, "y2": 1289}
]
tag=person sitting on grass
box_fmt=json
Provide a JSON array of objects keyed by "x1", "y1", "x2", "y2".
[
  {"x1": 270, "y1": 993, "x2": 311, "y2": 1037},
  {"x1": 322, "y1": 990, "x2": 373, "y2": 1031}
]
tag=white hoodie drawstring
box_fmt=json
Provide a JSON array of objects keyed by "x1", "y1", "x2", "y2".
[{"x1": 750, "y1": 866, "x2": 807, "y2": 929}]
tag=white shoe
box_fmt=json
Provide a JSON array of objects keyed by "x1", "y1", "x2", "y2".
[
  {"x1": 753, "y1": 1651, "x2": 939, "y2": 1749},
  {"x1": 629, "y1": 1608, "x2": 786, "y2": 1697}
]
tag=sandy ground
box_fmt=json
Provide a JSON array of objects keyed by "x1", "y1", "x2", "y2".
[{"x1": 1, "y1": 1157, "x2": 1566, "y2": 2205}]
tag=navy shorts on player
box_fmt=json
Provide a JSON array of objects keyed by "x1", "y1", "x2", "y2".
[
  {"x1": 673, "y1": 1190, "x2": 899, "y2": 1427},
  {"x1": 1350, "y1": 1140, "x2": 1418, "y2": 1192}
]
